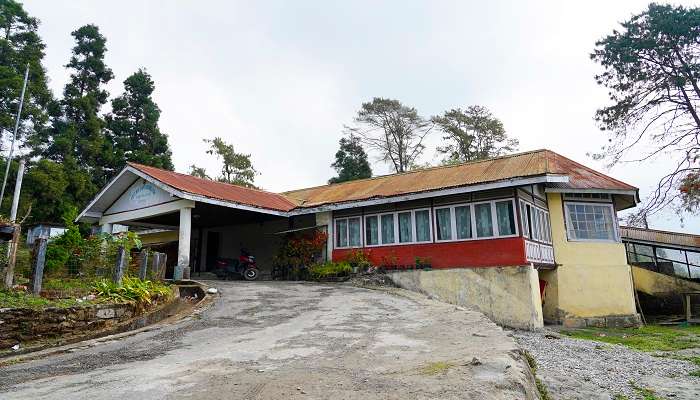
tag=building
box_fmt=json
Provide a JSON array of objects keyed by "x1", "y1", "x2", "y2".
[{"x1": 77, "y1": 149, "x2": 641, "y2": 329}]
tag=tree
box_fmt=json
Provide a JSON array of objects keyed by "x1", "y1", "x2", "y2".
[
  {"x1": 591, "y1": 3, "x2": 700, "y2": 223},
  {"x1": 328, "y1": 135, "x2": 372, "y2": 184},
  {"x1": 0, "y1": 0, "x2": 52, "y2": 151},
  {"x1": 43, "y1": 24, "x2": 113, "y2": 186},
  {"x1": 347, "y1": 97, "x2": 432, "y2": 173},
  {"x1": 432, "y1": 106, "x2": 518, "y2": 163},
  {"x1": 106, "y1": 69, "x2": 173, "y2": 174},
  {"x1": 204, "y1": 137, "x2": 258, "y2": 188},
  {"x1": 189, "y1": 164, "x2": 209, "y2": 179}
]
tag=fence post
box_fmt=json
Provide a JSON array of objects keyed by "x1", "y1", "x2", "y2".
[
  {"x1": 1, "y1": 224, "x2": 20, "y2": 289},
  {"x1": 31, "y1": 237, "x2": 48, "y2": 296},
  {"x1": 113, "y1": 246, "x2": 126, "y2": 286},
  {"x1": 139, "y1": 250, "x2": 149, "y2": 280}
]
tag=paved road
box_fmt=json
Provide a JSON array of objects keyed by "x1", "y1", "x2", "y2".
[{"x1": 0, "y1": 281, "x2": 536, "y2": 399}]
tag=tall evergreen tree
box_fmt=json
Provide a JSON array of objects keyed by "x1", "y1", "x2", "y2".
[
  {"x1": 204, "y1": 137, "x2": 258, "y2": 188},
  {"x1": 0, "y1": 0, "x2": 52, "y2": 151},
  {"x1": 106, "y1": 69, "x2": 173, "y2": 173},
  {"x1": 329, "y1": 136, "x2": 372, "y2": 184}
]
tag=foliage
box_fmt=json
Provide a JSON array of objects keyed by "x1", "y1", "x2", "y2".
[
  {"x1": 204, "y1": 137, "x2": 258, "y2": 188},
  {"x1": 189, "y1": 164, "x2": 209, "y2": 179},
  {"x1": 432, "y1": 106, "x2": 518, "y2": 164},
  {"x1": 328, "y1": 135, "x2": 372, "y2": 184},
  {"x1": 0, "y1": 0, "x2": 52, "y2": 151},
  {"x1": 347, "y1": 97, "x2": 433, "y2": 173},
  {"x1": 562, "y1": 325, "x2": 700, "y2": 352},
  {"x1": 91, "y1": 276, "x2": 171, "y2": 305},
  {"x1": 344, "y1": 249, "x2": 373, "y2": 271},
  {"x1": 45, "y1": 207, "x2": 83, "y2": 274},
  {"x1": 308, "y1": 261, "x2": 352, "y2": 281},
  {"x1": 0, "y1": 289, "x2": 86, "y2": 309},
  {"x1": 414, "y1": 256, "x2": 432, "y2": 268},
  {"x1": 630, "y1": 383, "x2": 663, "y2": 400},
  {"x1": 106, "y1": 69, "x2": 173, "y2": 173},
  {"x1": 591, "y1": 3, "x2": 700, "y2": 222},
  {"x1": 274, "y1": 229, "x2": 327, "y2": 268}
]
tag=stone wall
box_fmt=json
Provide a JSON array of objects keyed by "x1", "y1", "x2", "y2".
[{"x1": 387, "y1": 265, "x2": 544, "y2": 330}]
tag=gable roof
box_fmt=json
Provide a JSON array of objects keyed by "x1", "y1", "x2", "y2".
[
  {"x1": 127, "y1": 163, "x2": 297, "y2": 212},
  {"x1": 282, "y1": 149, "x2": 637, "y2": 208}
]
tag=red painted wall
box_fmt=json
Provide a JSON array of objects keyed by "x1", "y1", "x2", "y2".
[{"x1": 333, "y1": 237, "x2": 527, "y2": 269}]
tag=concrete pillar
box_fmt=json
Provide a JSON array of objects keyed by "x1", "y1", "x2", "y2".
[
  {"x1": 175, "y1": 207, "x2": 192, "y2": 280},
  {"x1": 100, "y1": 223, "x2": 113, "y2": 235},
  {"x1": 315, "y1": 211, "x2": 332, "y2": 262}
]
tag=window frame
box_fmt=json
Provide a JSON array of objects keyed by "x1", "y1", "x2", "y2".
[
  {"x1": 564, "y1": 201, "x2": 619, "y2": 243},
  {"x1": 333, "y1": 216, "x2": 363, "y2": 249},
  {"x1": 519, "y1": 199, "x2": 552, "y2": 245},
  {"x1": 434, "y1": 198, "x2": 519, "y2": 243},
  {"x1": 363, "y1": 208, "x2": 433, "y2": 247}
]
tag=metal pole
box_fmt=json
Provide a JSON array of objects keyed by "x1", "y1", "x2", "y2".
[
  {"x1": 9, "y1": 158, "x2": 25, "y2": 222},
  {"x1": 0, "y1": 64, "x2": 29, "y2": 207}
]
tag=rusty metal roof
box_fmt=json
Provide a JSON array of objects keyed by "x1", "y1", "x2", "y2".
[
  {"x1": 621, "y1": 226, "x2": 700, "y2": 250},
  {"x1": 283, "y1": 149, "x2": 637, "y2": 208},
  {"x1": 128, "y1": 163, "x2": 298, "y2": 212},
  {"x1": 126, "y1": 150, "x2": 636, "y2": 213}
]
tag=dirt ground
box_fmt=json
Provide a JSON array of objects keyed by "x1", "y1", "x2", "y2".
[{"x1": 0, "y1": 281, "x2": 538, "y2": 400}]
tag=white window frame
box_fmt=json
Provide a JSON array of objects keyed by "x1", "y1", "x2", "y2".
[
  {"x1": 364, "y1": 208, "x2": 433, "y2": 247},
  {"x1": 333, "y1": 216, "x2": 363, "y2": 249},
  {"x1": 564, "y1": 201, "x2": 620, "y2": 243},
  {"x1": 519, "y1": 199, "x2": 552, "y2": 245},
  {"x1": 434, "y1": 198, "x2": 519, "y2": 243}
]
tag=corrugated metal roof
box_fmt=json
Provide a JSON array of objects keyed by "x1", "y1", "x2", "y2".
[
  {"x1": 128, "y1": 163, "x2": 297, "y2": 212},
  {"x1": 621, "y1": 226, "x2": 700, "y2": 249},
  {"x1": 283, "y1": 149, "x2": 636, "y2": 208},
  {"x1": 126, "y1": 150, "x2": 636, "y2": 213}
]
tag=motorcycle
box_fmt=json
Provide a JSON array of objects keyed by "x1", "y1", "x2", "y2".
[{"x1": 213, "y1": 249, "x2": 259, "y2": 281}]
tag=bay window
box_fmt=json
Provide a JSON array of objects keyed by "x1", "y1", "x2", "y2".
[{"x1": 520, "y1": 200, "x2": 551, "y2": 244}]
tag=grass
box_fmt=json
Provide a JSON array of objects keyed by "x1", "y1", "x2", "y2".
[
  {"x1": 561, "y1": 325, "x2": 700, "y2": 352},
  {"x1": 0, "y1": 289, "x2": 86, "y2": 309},
  {"x1": 613, "y1": 394, "x2": 630, "y2": 400},
  {"x1": 42, "y1": 278, "x2": 94, "y2": 291},
  {"x1": 630, "y1": 382, "x2": 664, "y2": 400},
  {"x1": 91, "y1": 276, "x2": 172, "y2": 305},
  {"x1": 419, "y1": 361, "x2": 454, "y2": 375},
  {"x1": 522, "y1": 351, "x2": 550, "y2": 400}
]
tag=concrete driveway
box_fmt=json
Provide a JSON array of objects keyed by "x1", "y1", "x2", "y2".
[{"x1": 0, "y1": 281, "x2": 536, "y2": 399}]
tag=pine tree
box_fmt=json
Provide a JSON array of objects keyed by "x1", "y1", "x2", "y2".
[
  {"x1": 106, "y1": 69, "x2": 173, "y2": 173},
  {"x1": 329, "y1": 136, "x2": 372, "y2": 184},
  {"x1": 204, "y1": 137, "x2": 258, "y2": 188}
]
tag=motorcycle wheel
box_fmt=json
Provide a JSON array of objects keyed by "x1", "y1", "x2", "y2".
[{"x1": 243, "y1": 267, "x2": 259, "y2": 281}]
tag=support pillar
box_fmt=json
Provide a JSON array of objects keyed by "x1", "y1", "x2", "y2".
[
  {"x1": 175, "y1": 206, "x2": 192, "y2": 280},
  {"x1": 100, "y1": 223, "x2": 113, "y2": 235}
]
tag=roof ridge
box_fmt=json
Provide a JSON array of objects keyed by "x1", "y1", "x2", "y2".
[
  {"x1": 283, "y1": 149, "x2": 549, "y2": 195},
  {"x1": 621, "y1": 225, "x2": 699, "y2": 238},
  {"x1": 127, "y1": 162, "x2": 292, "y2": 200},
  {"x1": 544, "y1": 152, "x2": 635, "y2": 189}
]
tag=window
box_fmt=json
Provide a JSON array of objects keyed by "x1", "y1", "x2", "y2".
[
  {"x1": 455, "y1": 205, "x2": 472, "y2": 239},
  {"x1": 564, "y1": 202, "x2": 618, "y2": 241},
  {"x1": 398, "y1": 212, "x2": 412, "y2": 243},
  {"x1": 495, "y1": 200, "x2": 515, "y2": 236},
  {"x1": 520, "y1": 200, "x2": 552, "y2": 244},
  {"x1": 436, "y1": 208, "x2": 452, "y2": 240},
  {"x1": 415, "y1": 210, "x2": 431, "y2": 242},
  {"x1": 474, "y1": 203, "x2": 494, "y2": 238},
  {"x1": 365, "y1": 215, "x2": 379, "y2": 245},
  {"x1": 334, "y1": 217, "x2": 361, "y2": 248},
  {"x1": 364, "y1": 208, "x2": 433, "y2": 246}
]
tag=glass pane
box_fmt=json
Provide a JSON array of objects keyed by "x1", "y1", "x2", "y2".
[
  {"x1": 520, "y1": 202, "x2": 529, "y2": 238},
  {"x1": 686, "y1": 251, "x2": 700, "y2": 267},
  {"x1": 365, "y1": 216, "x2": 378, "y2": 245},
  {"x1": 335, "y1": 219, "x2": 348, "y2": 247},
  {"x1": 415, "y1": 210, "x2": 431, "y2": 242},
  {"x1": 455, "y1": 206, "x2": 472, "y2": 239},
  {"x1": 348, "y1": 217, "x2": 361, "y2": 247},
  {"x1": 496, "y1": 201, "x2": 515, "y2": 236},
  {"x1": 398, "y1": 212, "x2": 413, "y2": 243},
  {"x1": 566, "y1": 203, "x2": 615, "y2": 241},
  {"x1": 475, "y1": 203, "x2": 494, "y2": 237},
  {"x1": 436, "y1": 208, "x2": 452, "y2": 240},
  {"x1": 381, "y1": 214, "x2": 395, "y2": 244}
]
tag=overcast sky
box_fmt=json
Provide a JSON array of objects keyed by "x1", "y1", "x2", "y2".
[{"x1": 23, "y1": 0, "x2": 700, "y2": 232}]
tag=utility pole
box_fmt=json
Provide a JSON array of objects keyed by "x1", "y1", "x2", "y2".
[
  {"x1": 9, "y1": 158, "x2": 25, "y2": 222},
  {"x1": 0, "y1": 64, "x2": 29, "y2": 208}
]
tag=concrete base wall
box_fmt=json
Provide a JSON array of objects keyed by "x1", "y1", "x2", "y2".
[{"x1": 387, "y1": 265, "x2": 544, "y2": 330}]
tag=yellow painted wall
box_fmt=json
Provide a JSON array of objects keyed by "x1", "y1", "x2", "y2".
[
  {"x1": 139, "y1": 230, "x2": 178, "y2": 245},
  {"x1": 541, "y1": 193, "x2": 637, "y2": 321},
  {"x1": 632, "y1": 265, "x2": 700, "y2": 296}
]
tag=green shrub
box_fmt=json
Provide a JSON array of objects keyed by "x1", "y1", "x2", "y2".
[
  {"x1": 345, "y1": 250, "x2": 373, "y2": 271},
  {"x1": 308, "y1": 261, "x2": 352, "y2": 281},
  {"x1": 92, "y1": 276, "x2": 172, "y2": 306}
]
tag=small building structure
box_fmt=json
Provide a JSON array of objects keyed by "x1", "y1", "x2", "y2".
[
  {"x1": 77, "y1": 149, "x2": 642, "y2": 329},
  {"x1": 26, "y1": 223, "x2": 66, "y2": 245}
]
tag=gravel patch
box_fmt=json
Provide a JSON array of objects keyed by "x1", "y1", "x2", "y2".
[{"x1": 512, "y1": 329, "x2": 700, "y2": 400}]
